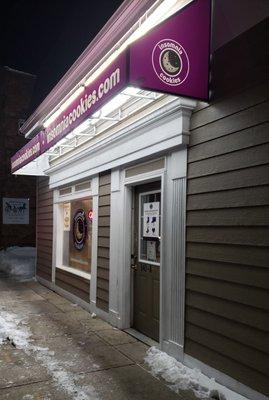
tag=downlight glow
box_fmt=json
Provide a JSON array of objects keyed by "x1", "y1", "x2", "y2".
[
  {"x1": 38, "y1": 0, "x2": 192, "y2": 133},
  {"x1": 46, "y1": 86, "x2": 162, "y2": 159},
  {"x1": 83, "y1": 0, "x2": 187, "y2": 87},
  {"x1": 43, "y1": 86, "x2": 85, "y2": 128}
]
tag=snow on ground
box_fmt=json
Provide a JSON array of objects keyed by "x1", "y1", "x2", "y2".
[
  {"x1": 0, "y1": 310, "x2": 98, "y2": 400},
  {"x1": 145, "y1": 347, "x2": 249, "y2": 400},
  {"x1": 0, "y1": 247, "x2": 36, "y2": 280},
  {"x1": 0, "y1": 312, "x2": 30, "y2": 347}
]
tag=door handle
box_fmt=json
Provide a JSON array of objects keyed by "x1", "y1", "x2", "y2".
[{"x1": 131, "y1": 254, "x2": 137, "y2": 271}]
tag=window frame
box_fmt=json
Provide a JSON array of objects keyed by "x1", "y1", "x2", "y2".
[{"x1": 54, "y1": 182, "x2": 93, "y2": 280}]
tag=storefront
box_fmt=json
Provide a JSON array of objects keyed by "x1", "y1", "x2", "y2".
[{"x1": 11, "y1": 1, "x2": 269, "y2": 399}]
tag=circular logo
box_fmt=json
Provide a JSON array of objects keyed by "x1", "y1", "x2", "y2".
[
  {"x1": 73, "y1": 209, "x2": 87, "y2": 251},
  {"x1": 152, "y1": 39, "x2": 189, "y2": 87}
]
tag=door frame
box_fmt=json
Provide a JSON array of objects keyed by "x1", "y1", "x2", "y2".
[
  {"x1": 132, "y1": 187, "x2": 162, "y2": 339},
  {"x1": 114, "y1": 149, "x2": 188, "y2": 360},
  {"x1": 122, "y1": 170, "x2": 165, "y2": 343}
]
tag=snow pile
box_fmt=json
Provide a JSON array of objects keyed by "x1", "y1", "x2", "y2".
[
  {"x1": 0, "y1": 311, "x2": 30, "y2": 348},
  {"x1": 145, "y1": 347, "x2": 247, "y2": 400},
  {"x1": 0, "y1": 310, "x2": 98, "y2": 400},
  {"x1": 0, "y1": 247, "x2": 36, "y2": 279}
]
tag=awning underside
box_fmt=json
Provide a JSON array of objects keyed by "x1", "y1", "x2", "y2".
[{"x1": 13, "y1": 88, "x2": 165, "y2": 176}]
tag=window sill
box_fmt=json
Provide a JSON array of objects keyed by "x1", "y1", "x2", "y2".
[{"x1": 56, "y1": 265, "x2": 91, "y2": 281}]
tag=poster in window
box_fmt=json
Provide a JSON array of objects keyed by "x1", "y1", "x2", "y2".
[
  {"x1": 2, "y1": 198, "x2": 29, "y2": 225},
  {"x1": 143, "y1": 202, "x2": 160, "y2": 238},
  {"x1": 63, "y1": 202, "x2": 71, "y2": 231},
  {"x1": 68, "y1": 198, "x2": 92, "y2": 272}
]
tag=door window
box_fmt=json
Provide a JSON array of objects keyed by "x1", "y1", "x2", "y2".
[{"x1": 139, "y1": 191, "x2": 161, "y2": 265}]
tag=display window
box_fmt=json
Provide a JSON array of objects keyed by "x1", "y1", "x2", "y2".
[
  {"x1": 62, "y1": 198, "x2": 93, "y2": 273},
  {"x1": 56, "y1": 181, "x2": 93, "y2": 276}
]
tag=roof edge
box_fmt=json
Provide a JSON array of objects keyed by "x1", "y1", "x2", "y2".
[{"x1": 21, "y1": 0, "x2": 157, "y2": 136}]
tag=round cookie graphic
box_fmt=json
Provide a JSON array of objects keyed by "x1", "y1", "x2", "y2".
[
  {"x1": 73, "y1": 209, "x2": 87, "y2": 251},
  {"x1": 152, "y1": 39, "x2": 189, "y2": 87},
  {"x1": 161, "y1": 50, "x2": 181, "y2": 76}
]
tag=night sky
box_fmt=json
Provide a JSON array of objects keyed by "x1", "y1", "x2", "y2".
[{"x1": 0, "y1": 0, "x2": 124, "y2": 110}]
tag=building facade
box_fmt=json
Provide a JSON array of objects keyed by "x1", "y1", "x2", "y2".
[
  {"x1": 0, "y1": 66, "x2": 36, "y2": 249},
  {"x1": 11, "y1": 1, "x2": 269, "y2": 399}
]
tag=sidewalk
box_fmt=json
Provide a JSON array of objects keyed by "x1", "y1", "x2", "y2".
[{"x1": 0, "y1": 274, "x2": 196, "y2": 400}]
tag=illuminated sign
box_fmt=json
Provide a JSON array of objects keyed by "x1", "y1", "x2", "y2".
[
  {"x1": 129, "y1": 0, "x2": 211, "y2": 99},
  {"x1": 11, "y1": 0, "x2": 210, "y2": 173},
  {"x1": 40, "y1": 53, "x2": 127, "y2": 152}
]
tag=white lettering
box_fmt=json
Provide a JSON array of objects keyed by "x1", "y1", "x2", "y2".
[{"x1": 47, "y1": 67, "x2": 121, "y2": 142}]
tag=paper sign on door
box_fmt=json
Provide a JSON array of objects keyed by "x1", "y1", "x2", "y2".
[
  {"x1": 147, "y1": 240, "x2": 157, "y2": 262},
  {"x1": 143, "y1": 202, "x2": 160, "y2": 238}
]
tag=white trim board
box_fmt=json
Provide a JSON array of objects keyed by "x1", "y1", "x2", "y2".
[
  {"x1": 90, "y1": 176, "x2": 99, "y2": 306},
  {"x1": 108, "y1": 149, "x2": 188, "y2": 362},
  {"x1": 47, "y1": 98, "x2": 196, "y2": 189},
  {"x1": 56, "y1": 265, "x2": 91, "y2": 280}
]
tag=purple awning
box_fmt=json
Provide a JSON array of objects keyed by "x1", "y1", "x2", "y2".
[{"x1": 11, "y1": 0, "x2": 211, "y2": 173}]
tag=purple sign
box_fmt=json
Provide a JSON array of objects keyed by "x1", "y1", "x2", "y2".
[
  {"x1": 129, "y1": 0, "x2": 211, "y2": 100},
  {"x1": 40, "y1": 53, "x2": 127, "y2": 152},
  {"x1": 11, "y1": 1, "x2": 211, "y2": 173},
  {"x1": 11, "y1": 53, "x2": 127, "y2": 172},
  {"x1": 11, "y1": 133, "x2": 41, "y2": 173}
]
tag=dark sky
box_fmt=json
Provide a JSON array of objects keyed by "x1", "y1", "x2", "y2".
[{"x1": 0, "y1": 0, "x2": 124, "y2": 110}]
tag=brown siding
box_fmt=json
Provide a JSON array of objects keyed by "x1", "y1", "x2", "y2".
[
  {"x1": 96, "y1": 171, "x2": 111, "y2": 312},
  {"x1": 185, "y1": 20, "x2": 269, "y2": 395},
  {"x1": 36, "y1": 177, "x2": 53, "y2": 282},
  {"x1": 185, "y1": 72, "x2": 269, "y2": 396},
  {"x1": 55, "y1": 268, "x2": 90, "y2": 303}
]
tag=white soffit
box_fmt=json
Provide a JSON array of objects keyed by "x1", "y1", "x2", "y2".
[
  {"x1": 46, "y1": 87, "x2": 165, "y2": 163},
  {"x1": 13, "y1": 154, "x2": 50, "y2": 177}
]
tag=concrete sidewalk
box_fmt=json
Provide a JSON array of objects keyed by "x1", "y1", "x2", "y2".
[{"x1": 0, "y1": 275, "x2": 196, "y2": 400}]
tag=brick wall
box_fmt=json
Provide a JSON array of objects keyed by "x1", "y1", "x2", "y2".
[{"x1": 0, "y1": 67, "x2": 36, "y2": 249}]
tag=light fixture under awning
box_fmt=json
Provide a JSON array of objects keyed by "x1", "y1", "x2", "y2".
[
  {"x1": 13, "y1": 86, "x2": 162, "y2": 175},
  {"x1": 13, "y1": 154, "x2": 50, "y2": 177},
  {"x1": 11, "y1": 0, "x2": 211, "y2": 174}
]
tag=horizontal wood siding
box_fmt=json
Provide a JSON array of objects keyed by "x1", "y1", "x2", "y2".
[
  {"x1": 36, "y1": 177, "x2": 53, "y2": 282},
  {"x1": 96, "y1": 172, "x2": 111, "y2": 312},
  {"x1": 185, "y1": 36, "x2": 269, "y2": 396},
  {"x1": 55, "y1": 269, "x2": 90, "y2": 303}
]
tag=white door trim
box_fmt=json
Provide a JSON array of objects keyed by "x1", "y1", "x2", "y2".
[
  {"x1": 109, "y1": 149, "x2": 187, "y2": 361},
  {"x1": 123, "y1": 170, "x2": 165, "y2": 336}
]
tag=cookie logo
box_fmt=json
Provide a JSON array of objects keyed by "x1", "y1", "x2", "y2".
[
  {"x1": 73, "y1": 209, "x2": 87, "y2": 251},
  {"x1": 152, "y1": 39, "x2": 189, "y2": 86}
]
